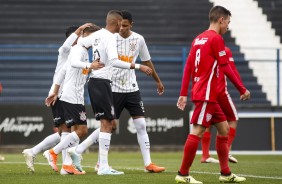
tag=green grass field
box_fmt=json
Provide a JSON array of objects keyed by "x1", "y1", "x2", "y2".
[{"x1": 0, "y1": 152, "x2": 281, "y2": 184}]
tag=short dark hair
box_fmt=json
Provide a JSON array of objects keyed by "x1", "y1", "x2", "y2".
[
  {"x1": 65, "y1": 26, "x2": 79, "y2": 38},
  {"x1": 83, "y1": 24, "x2": 101, "y2": 34},
  {"x1": 121, "y1": 10, "x2": 133, "y2": 23},
  {"x1": 209, "y1": 6, "x2": 231, "y2": 23},
  {"x1": 107, "y1": 10, "x2": 122, "y2": 18}
]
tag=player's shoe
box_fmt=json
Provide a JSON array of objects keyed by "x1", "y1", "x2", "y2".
[
  {"x1": 201, "y1": 157, "x2": 219, "y2": 163},
  {"x1": 67, "y1": 147, "x2": 84, "y2": 172},
  {"x1": 94, "y1": 163, "x2": 99, "y2": 172},
  {"x1": 22, "y1": 149, "x2": 35, "y2": 172},
  {"x1": 61, "y1": 165, "x2": 86, "y2": 175},
  {"x1": 219, "y1": 173, "x2": 246, "y2": 183},
  {"x1": 97, "y1": 167, "x2": 124, "y2": 175},
  {"x1": 43, "y1": 149, "x2": 58, "y2": 172},
  {"x1": 228, "y1": 155, "x2": 238, "y2": 163},
  {"x1": 145, "y1": 163, "x2": 165, "y2": 173},
  {"x1": 175, "y1": 173, "x2": 203, "y2": 183},
  {"x1": 0, "y1": 155, "x2": 5, "y2": 161}
]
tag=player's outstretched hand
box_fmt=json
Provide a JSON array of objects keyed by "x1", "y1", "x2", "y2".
[
  {"x1": 240, "y1": 89, "x2": 250, "y2": 101},
  {"x1": 45, "y1": 93, "x2": 58, "y2": 107},
  {"x1": 90, "y1": 58, "x2": 105, "y2": 70},
  {"x1": 156, "y1": 82, "x2": 164, "y2": 95},
  {"x1": 139, "y1": 65, "x2": 152, "y2": 76},
  {"x1": 177, "y1": 96, "x2": 187, "y2": 111}
]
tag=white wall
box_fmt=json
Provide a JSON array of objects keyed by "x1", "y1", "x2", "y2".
[{"x1": 209, "y1": 0, "x2": 282, "y2": 105}]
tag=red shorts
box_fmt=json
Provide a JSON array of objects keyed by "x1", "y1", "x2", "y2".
[
  {"x1": 217, "y1": 92, "x2": 238, "y2": 121},
  {"x1": 191, "y1": 101, "x2": 226, "y2": 128}
]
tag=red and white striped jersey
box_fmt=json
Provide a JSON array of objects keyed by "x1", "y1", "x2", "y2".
[
  {"x1": 180, "y1": 30, "x2": 229, "y2": 102},
  {"x1": 111, "y1": 32, "x2": 151, "y2": 93}
]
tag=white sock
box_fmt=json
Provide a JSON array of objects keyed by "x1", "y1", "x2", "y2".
[
  {"x1": 76, "y1": 128, "x2": 100, "y2": 154},
  {"x1": 134, "y1": 118, "x2": 151, "y2": 166},
  {"x1": 60, "y1": 132, "x2": 69, "y2": 165},
  {"x1": 53, "y1": 132, "x2": 80, "y2": 154},
  {"x1": 31, "y1": 132, "x2": 60, "y2": 155},
  {"x1": 64, "y1": 141, "x2": 79, "y2": 165},
  {"x1": 98, "y1": 132, "x2": 111, "y2": 169}
]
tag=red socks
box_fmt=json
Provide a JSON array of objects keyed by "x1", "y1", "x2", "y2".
[
  {"x1": 179, "y1": 134, "x2": 200, "y2": 175},
  {"x1": 216, "y1": 135, "x2": 231, "y2": 175},
  {"x1": 201, "y1": 131, "x2": 211, "y2": 161},
  {"x1": 227, "y1": 127, "x2": 236, "y2": 149}
]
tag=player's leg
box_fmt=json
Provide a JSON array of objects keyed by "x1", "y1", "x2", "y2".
[
  {"x1": 213, "y1": 104, "x2": 245, "y2": 182},
  {"x1": 23, "y1": 99, "x2": 64, "y2": 172},
  {"x1": 218, "y1": 93, "x2": 238, "y2": 163},
  {"x1": 88, "y1": 78, "x2": 123, "y2": 175},
  {"x1": 201, "y1": 126, "x2": 219, "y2": 163},
  {"x1": 176, "y1": 101, "x2": 216, "y2": 184},
  {"x1": 44, "y1": 102, "x2": 87, "y2": 174},
  {"x1": 125, "y1": 91, "x2": 165, "y2": 173}
]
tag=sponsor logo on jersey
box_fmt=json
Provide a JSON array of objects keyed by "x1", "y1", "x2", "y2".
[
  {"x1": 219, "y1": 50, "x2": 226, "y2": 57},
  {"x1": 194, "y1": 38, "x2": 208, "y2": 46},
  {"x1": 93, "y1": 38, "x2": 101, "y2": 46}
]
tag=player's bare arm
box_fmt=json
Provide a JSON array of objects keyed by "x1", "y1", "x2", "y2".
[
  {"x1": 143, "y1": 60, "x2": 164, "y2": 95},
  {"x1": 177, "y1": 96, "x2": 187, "y2": 111},
  {"x1": 75, "y1": 23, "x2": 93, "y2": 36},
  {"x1": 45, "y1": 84, "x2": 60, "y2": 106},
  {"x1": 131, "y1": 63, "x2": 152, "y2": 76}
]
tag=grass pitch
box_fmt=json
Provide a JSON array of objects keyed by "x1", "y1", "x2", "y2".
[{"x1": 0, "y1": 152, "x2": 281, "y2": 184}]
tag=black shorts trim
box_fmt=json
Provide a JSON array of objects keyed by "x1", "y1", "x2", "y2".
[
  {"x1": 113, "y1": 91, "x2": 145, "y2": 119},
  {"x1": 51, "y1": 99, "x2": 65, "y2": 127},
  {"x1": 88, "y1": 78, "x2": 115, "y2": 120},
  {"x1": 61, "y1": 101, "x2": 87, "y2": 128}
]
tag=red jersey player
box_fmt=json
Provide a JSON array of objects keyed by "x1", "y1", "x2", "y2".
[
  {"x1": 175, "y1": 6, "x2": 250, "y2": 184},
  {"x1": 201, "y1": 46, "x2": 242, "y2": 164}
]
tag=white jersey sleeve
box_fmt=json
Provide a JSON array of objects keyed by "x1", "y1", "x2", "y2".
[
  {"x1": 54, "y1": 62, "x2": 67, "y2": 86},
  {"x1": 138, "y1": 36, "x2": 151, "y2": 61},
  {"x1": 70, "y1": 45, "x2": 90, "y2": 69}
]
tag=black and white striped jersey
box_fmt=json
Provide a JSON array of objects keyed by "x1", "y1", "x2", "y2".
[{"x1": 111, "y1": 32, "x2": 151, "y2": 93}]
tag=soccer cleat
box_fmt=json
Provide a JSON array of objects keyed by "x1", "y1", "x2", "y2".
[
  {"x1": 145, "y1": 163, "x2": 165, "y2": 173},
  {"x1": 94, "y1": 163, "x2": 99, "y2": 172},
  {"x1": 175, "y1": 174, "x2": 203, "y2": 184},
  {"x1": 22, "y1": 149, "x2": 35, "y2": 172},
  {"x1": 43, "y1": 149, "x2": 58, "y2": 172},
  {"x1": 228, "y1": 155, "x2": 238, "y2": 163},
  {"x1": 0, "y1": 155, "x2": 5, "y2": 161},
  {"x1": 62, "y1": 165, "x2": 86, "y2": 175},
  {"x1": 201, "y1": 157, "x2": 219, "y2": 163},
  {"x1": 97, "y1": 167, "x2": 124, "y2": 175},
  {"x1": 219, "y1": 173, "x2": 246, "y2": 183},
  {"x1": 67, "y1": 147, "x2": 84, "y2": 172}
]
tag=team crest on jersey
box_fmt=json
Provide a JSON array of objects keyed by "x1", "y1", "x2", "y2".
[
  {"x1": 94, "y1": 38, "x2": 101, "y2": 46},
  {"x1": 79, "y1": 111, "x2": 87, "y2": 121},
  {"x1": 129, "y1": 43, "x2": 136, "y2": 51},
  {"x1": 206, "y1": 113, "x2": 212, "y2": 122}
]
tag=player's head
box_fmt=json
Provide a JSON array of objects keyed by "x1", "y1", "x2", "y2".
[
  {"x1": 65, "y1": 26, "x2": 79, "y2": 38},
  {"x1": 209, "y1": 6, "x2": 231, "y2": 35},
  {"x1": 82, "y1": 23, "x2": 101, "y2": 37},
  {"x1": 119, "y1": 10, "x2": 133, "y2": 38},
  {"x1": 106, "y1": 10, "x2": 123, "y2": 33}
]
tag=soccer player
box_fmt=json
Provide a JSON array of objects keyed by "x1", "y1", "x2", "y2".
[
  {"x1": 22, "y1": 23, "x2": 92, "y2": 172},
  {"x1": 175, "y1": 6, "x2": 250, "y2": 183},
  {"x1": 44, "y1": 24, "x2": 103, "y2": 175},
  {"x1": 76, "y1": 10, "x2": 152, "y2": 175},
  {"x1": 201, "y1": 46, "x2": 241, "y2": 164},
  {"x1": 68, "y1": 10, "x2": 165, "y2": 173}
]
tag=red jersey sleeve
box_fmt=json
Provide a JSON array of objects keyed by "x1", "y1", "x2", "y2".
[
  {"x1": 225, "y1": 47, "x2": 242, "y2": 83},
  {"x1": 212, "y1": 36, "x2": 229, "y2": 66},
  {"x1": 180, "y1": 53, "x2": 193, "y2": 96}
]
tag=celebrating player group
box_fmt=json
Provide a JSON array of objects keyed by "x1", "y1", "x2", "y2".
[{"x1": 22, "y1": 6, "x2": 250, "y2": 184}]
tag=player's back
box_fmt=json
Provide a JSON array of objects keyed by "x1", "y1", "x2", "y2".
[{"x1": 189, "y1": 30, "x2": 226, "y2": 102}]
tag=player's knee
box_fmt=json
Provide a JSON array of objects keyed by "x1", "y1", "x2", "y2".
[{"x1": 133, "y1": 118, "x2": 147, "y2": 135}]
